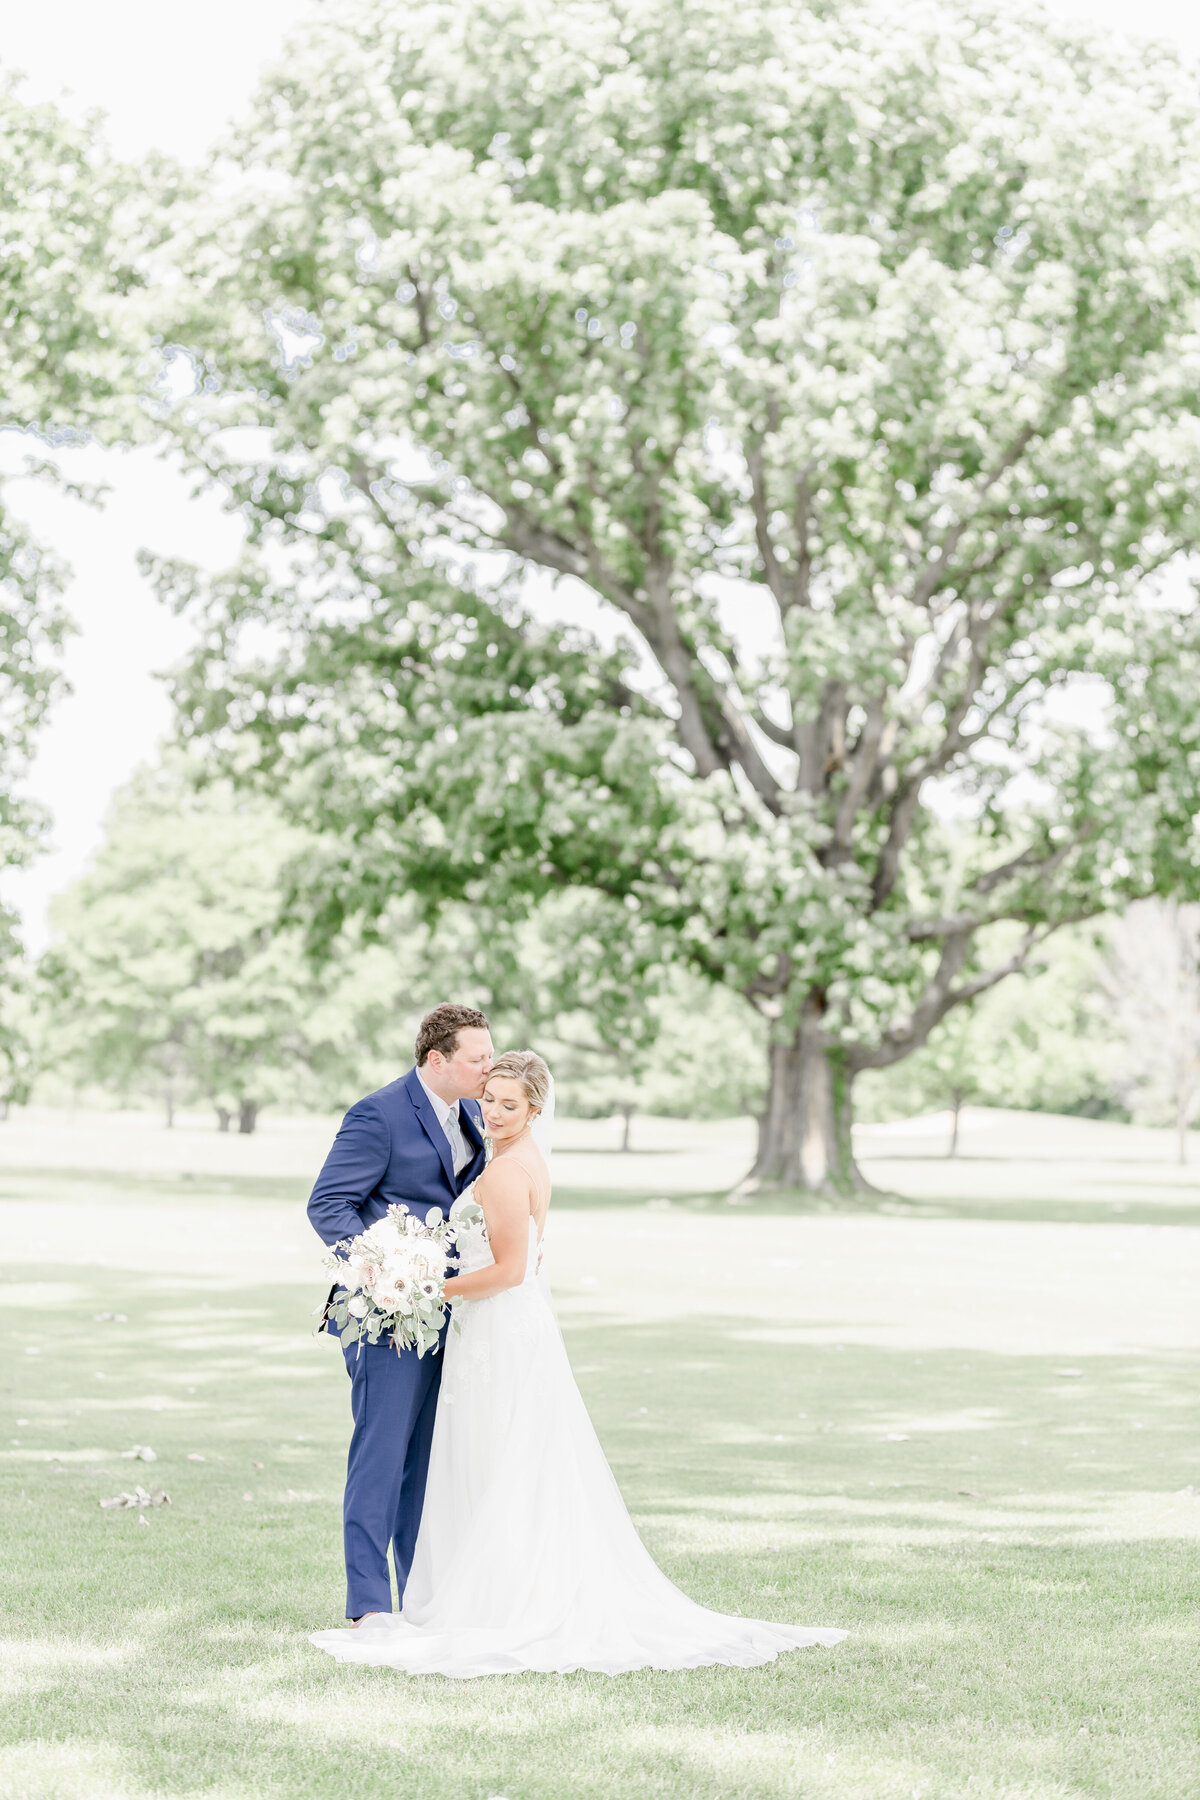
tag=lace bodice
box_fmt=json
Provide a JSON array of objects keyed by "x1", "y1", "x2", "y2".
[{"x1": 449, "y1": 1187, "x2": 540, "y2": 1283}]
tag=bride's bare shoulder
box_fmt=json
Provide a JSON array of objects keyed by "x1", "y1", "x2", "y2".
[{"x1": 476, "y1": 1154, "x2": 533, "y2": 1203}]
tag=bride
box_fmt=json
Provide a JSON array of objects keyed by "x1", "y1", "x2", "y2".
[{"x1": 310, "y1": 1050, "x2": 846, "y2": 1677}]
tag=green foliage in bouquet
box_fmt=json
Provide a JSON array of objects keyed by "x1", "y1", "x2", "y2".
[{"x1": 325, "y1": 1204, "x2": 455, "y2": 1358}]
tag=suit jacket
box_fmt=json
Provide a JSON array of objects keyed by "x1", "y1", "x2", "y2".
[{"x1": 307, "y1": 1067, "x2": 487, "y2": 1252}]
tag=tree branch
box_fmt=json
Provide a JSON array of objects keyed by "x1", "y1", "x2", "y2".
[
  {"x1": 909, "y1": 425, "x2": 1037, "y2": 610},
  {"x1": 751, "y1": 704, "x2": 797, "y2": 750},
  {"x1": 970, "y1": 833, "x2": 1078, "y2": 898},
  {"x1": 849, "y1": 924, "x2": 1046, "y2": 1072},
  {"x1": 830, "y1": 694, "x2": 887, "y2": 857},
  {"x1": 747, "y1": 436, "x2": 791, "y2": 611}
]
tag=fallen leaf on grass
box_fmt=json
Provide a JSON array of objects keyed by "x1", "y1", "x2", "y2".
[
  {"x1": 186, "y1": 1453, "x2": 205, "y2": 1462},
  {"x1": 883, "y1": 1433, "x2": 911, "y2": 1442},
  {"x1": 958, "y1": 1490, "x2": 981, "y2": 1498},
  {"x1": 251, "y1": 1461, "x2": 264, "y2": 1470},
  {"x1": 93, "y1": 1312, "x2": 128, "y2": 1323},
  {"x1": 100, "y1": 1485, "x2": 170, "y2": 1510},
  {"x1": 119, "y1": 1446, "x2": 157, "y2": 1462}
]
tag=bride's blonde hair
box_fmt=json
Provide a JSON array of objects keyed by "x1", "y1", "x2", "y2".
[{"x1": 487, "y1": 1050, "x2": 551, "y2": 1113}]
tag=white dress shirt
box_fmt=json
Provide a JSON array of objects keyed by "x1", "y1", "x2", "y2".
[{"x1": 417, "y1": 1069, "x2": 472, "y2": 1174}]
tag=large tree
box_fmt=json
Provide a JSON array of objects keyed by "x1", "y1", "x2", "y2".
[{"x1": 154, "y1": 0, "x2": 1200, "y2": 1190}]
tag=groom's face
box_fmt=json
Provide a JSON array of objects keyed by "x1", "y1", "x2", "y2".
[{"x1": 434, "y1": 1027, "x2": 495, "y2": 1100}]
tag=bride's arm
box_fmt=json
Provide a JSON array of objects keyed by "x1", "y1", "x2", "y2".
[{"x1": 443, "y1": 1160, "x2": 531, "y2": 1302}]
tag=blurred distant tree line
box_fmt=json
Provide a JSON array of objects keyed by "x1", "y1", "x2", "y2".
[
  {"x1": 9, "y1": 5, "x2": 1200, "y2": 1179},
  {"x1": 28, "y1": 748, "x2": 1142, "y2": 1142},
  {"x1": 31, "y1": 748, "x2": 1200, "y2": 1155}
]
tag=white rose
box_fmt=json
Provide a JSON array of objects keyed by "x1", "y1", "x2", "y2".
[{"x1": 346, "y1": 1295, "x2": 370, "y2": 1319}]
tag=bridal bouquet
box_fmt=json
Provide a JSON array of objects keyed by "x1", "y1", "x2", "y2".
[{"x1": 324, "y1": 1204, "x2": 455, "y2": 1358}]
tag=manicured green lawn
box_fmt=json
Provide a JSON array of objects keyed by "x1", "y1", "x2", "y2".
[{"x1": 2, "y1": 1155, "x2": 1198, "y2": 1800}]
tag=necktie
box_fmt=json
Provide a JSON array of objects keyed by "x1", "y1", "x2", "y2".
[{"x1": 443, "y1": 1103, "x2": 469, "y2": 1174}]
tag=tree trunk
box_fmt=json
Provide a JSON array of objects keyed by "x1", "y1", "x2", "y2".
[
  {"x1": 619, "y1": 1102, "x2": 634, "y2": 1153},
  {"x1": 217, "y1": 1107, "x2": 232, "y2": 1133},
  {"x1": 238, "y1": 1099, "x2": 259, "y2": 1135},
  {"x1": 949, "y1": 1090, "x2": 964, "y2": 1158},
  {"x1": 164, "y1": 1090, "x2": 175, "y2": 1129},
  {"x1": 747, "y1": 1004, "x2": 869, "y2": 1195}
]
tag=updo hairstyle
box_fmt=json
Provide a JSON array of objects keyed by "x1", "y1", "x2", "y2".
[{"x1": 487, "y1": 1050, "x2": 551, "y2": 1114}]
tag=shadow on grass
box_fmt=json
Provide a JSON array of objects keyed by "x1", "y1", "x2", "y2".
[
  {"x1": 0, "y1": 1165, "x2": 312, "y2": 1206},
  {"x1": 2, "y1": 1269, "x2": 1199, "y2": 1799},
  {"x1": 554, "y1": 1183, "x2": 1200, "y2": 1230},
  {"x1": 6, "y1": 1161, "x2": 1200, "y2": 1230}
]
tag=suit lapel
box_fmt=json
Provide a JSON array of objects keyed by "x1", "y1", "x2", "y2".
[
  {"x1": 461, "y1": 1099, "x2": 483, "y2": 1148},
  {"x1": 460, "y1": 1100, "x2": 487, "y2": 1185},
  {"x1": 404, "y1": 1067, "x2": 457, "y2": 1190}
]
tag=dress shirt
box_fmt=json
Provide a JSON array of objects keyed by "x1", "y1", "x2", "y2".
[{"x1": 417, "y1": 1069, "x2": 472, "y2": 1173}]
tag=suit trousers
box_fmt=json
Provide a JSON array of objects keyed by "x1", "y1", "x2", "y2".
[{"x1": 338, "y1": 1325, "x2": 444, "y2": 1619}]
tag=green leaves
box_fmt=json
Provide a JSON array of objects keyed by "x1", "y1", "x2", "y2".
[
  {"x1": 0, "y1": 75, "x2": 140, "y2": 1012},
  {"x1": 147, "y1": 0, "x2": 1200, "y2": 1173}
]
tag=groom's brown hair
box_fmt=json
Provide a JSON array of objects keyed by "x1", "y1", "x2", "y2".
[{"x1": 415, "y1": 1002, "x2": 491, "y2": 1066}]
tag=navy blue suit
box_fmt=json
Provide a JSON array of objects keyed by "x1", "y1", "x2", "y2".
[{"x1": 308, "y1": 1068, "x2": 486, "y2": 1618}]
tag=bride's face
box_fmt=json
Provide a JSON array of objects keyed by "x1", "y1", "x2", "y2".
[{"x1": 481, "y1": 1075, "x2": 538, "y2": 1144}]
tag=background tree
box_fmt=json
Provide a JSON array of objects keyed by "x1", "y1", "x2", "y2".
[
  {"x1": 154, "y1": 0, "x2": 1200, "y2": 1192},
  {"x1": 43, "y1": 763, "x2": 387, "y2": 1129},
  {"x1": 0, "y1": 76, "x2": 134, "y2": 986},
  {"x1": 549, "y1": 969, "x2": 766, "y2": 1142},
  {"x1": 1104, "y1": 899, "x2": 1200, "y2": 1164},
  {"x1": 858, "y1": 927, "x2": 1117, "y2": 1138},
  {"x1": 0, "y1": 943, "x2": 38, "y2": 1119},
  {"x1": 869, "y1": 1002, "x2": 988, "y2": 1158}
]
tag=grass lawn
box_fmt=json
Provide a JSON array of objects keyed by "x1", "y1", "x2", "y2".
[{"x1": 2, "y1": 1112, "x2": 1199, "y2": 1800}]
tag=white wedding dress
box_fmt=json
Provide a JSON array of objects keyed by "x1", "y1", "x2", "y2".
[{"x1": 310, "y1": 1185, "x2": 847, "y2": 1677}]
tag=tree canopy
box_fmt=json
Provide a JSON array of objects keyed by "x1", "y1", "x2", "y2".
[
  {"x1": 0, "y1": 71, "x2": 140, "y2": 1035},
  {"x1": 43, "y1": 764, "x2": 391, "y2": 1128},
  {"x1": 0, "y1": 76, "x2": 131, "y2": 879},
  {"x1": 153, "y1": 0, "x2": 1200, "y2": 1189}
]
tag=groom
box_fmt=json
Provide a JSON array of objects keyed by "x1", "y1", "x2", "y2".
[{"x1": 308, "y1": 1003, "x2": 492, "y2": 1622}]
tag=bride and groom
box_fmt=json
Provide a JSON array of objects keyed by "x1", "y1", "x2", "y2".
[{"x1": 306, "y1": 1001, "x2": 846, "y2": 1676}]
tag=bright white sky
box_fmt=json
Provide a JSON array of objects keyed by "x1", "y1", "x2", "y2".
[{"x1": 1, "y1": 0, "x2": 1198, "y2": 948}]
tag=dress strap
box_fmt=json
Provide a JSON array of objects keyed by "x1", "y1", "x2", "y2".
[{"x1": 507, "y1": 1140, "x2": 550, "y2": 1210}]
